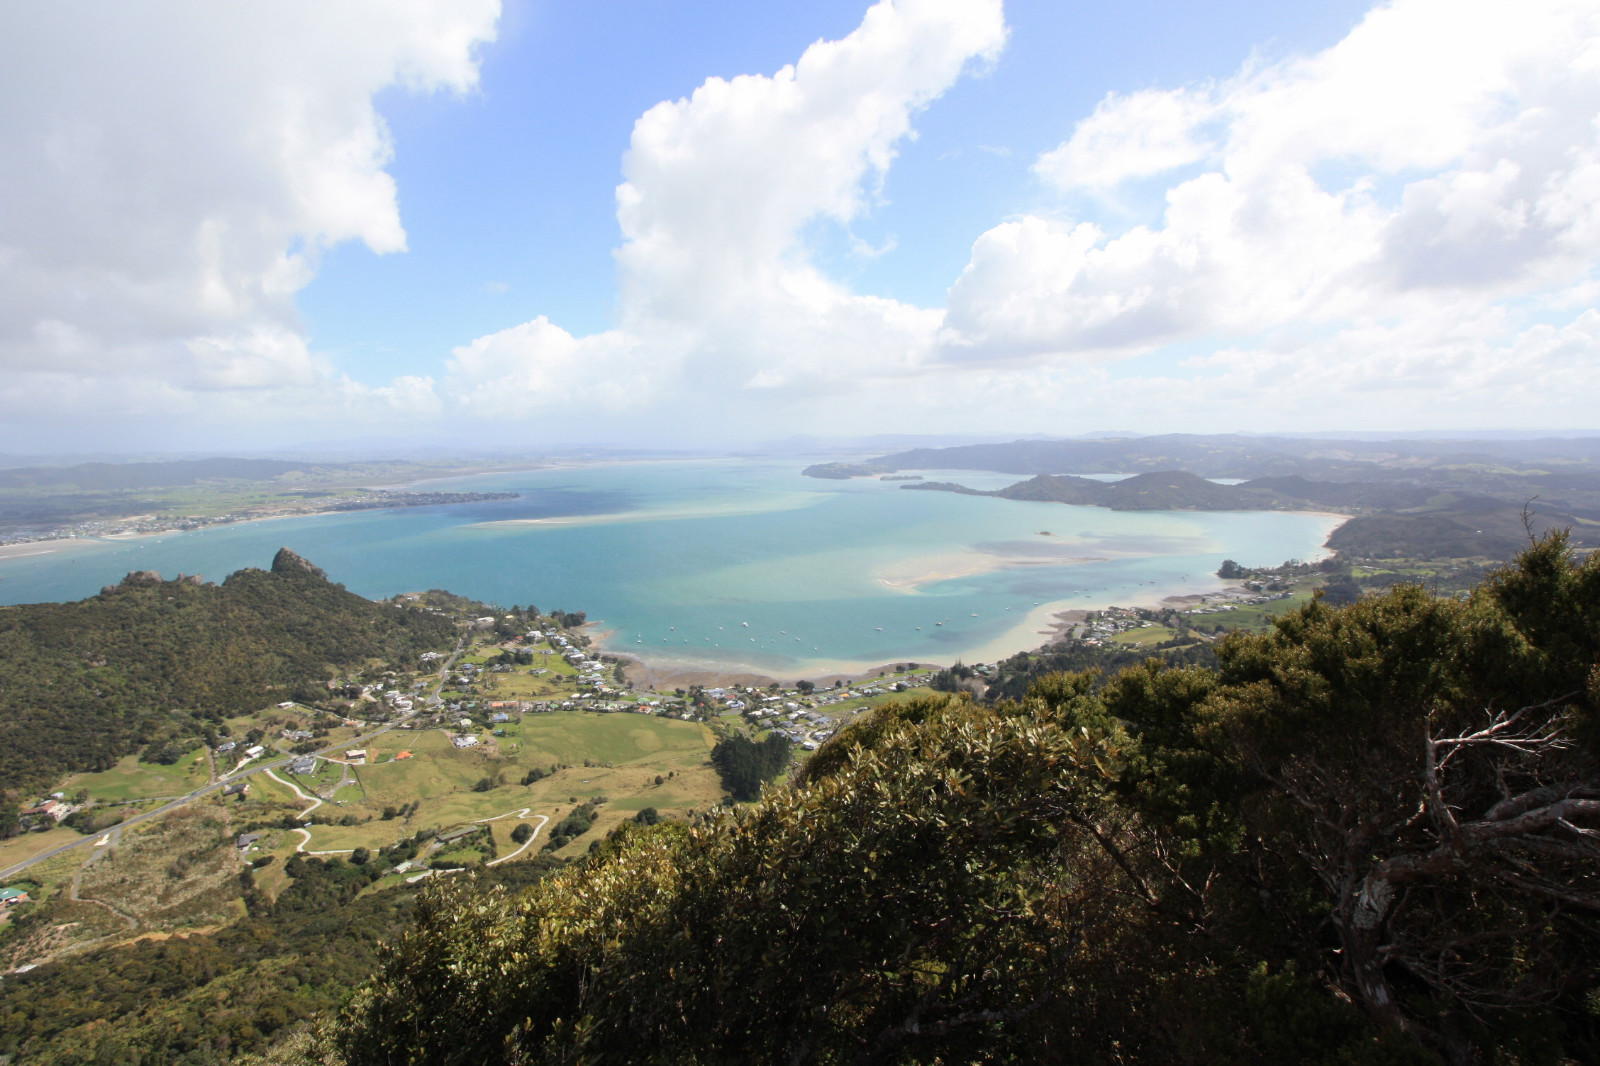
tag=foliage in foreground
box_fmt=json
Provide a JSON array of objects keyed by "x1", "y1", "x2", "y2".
[{"x1": 325, "y1": 534, "x2": 1600, "y2": 1065}]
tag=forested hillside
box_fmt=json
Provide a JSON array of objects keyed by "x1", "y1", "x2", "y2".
[
  {"x1": 0, "y1": 548, "x2": 456, "y2": 792},
  {"x1": 328, "y1": 535, "x2": 1600, "y2": 1065}
]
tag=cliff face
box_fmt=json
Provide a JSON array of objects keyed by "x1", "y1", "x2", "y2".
[{"x1": 271, "y1": 546, "x2": 328, "y2": 579}]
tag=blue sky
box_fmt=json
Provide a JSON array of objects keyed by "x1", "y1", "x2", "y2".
[
  {"x1": 304, "y1": 0, "x2": 1375, "y2": 382},
  {"x1": 2, "y1": 0, "x2": 1597, "y2": 453}
]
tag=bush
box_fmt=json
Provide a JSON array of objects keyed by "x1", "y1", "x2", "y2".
[{"x1": 709, "y1": 734, "x2": 792, "y2": 802}]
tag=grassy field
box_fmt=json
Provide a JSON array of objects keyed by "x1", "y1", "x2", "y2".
[
  {"x1": 63, "y1": 748, "x2": 212, "y2": 803},
  {"x1": 480, "y1": 660, "x2": 581, "y2": 699},
  {"x1": 1109, "y1": 624, "x2": 1180, "y2": 647},
  {"x1": 0, "y1": 826, "x2": 85, "y2": 876},
  {"x1": 1203, "y1": 587, "x2": 1318, "y2": 633}
]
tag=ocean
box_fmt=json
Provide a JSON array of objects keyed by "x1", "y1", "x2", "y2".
[{"x1": 0, "y1": 459, "x2": 1342, "y2": 676}]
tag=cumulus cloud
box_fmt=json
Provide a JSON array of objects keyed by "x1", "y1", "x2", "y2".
[
  {"x1": 943, "y1": 0, "x2": 1600, "y2": 377},
  {"x1": 0, "y1": 0, "x2": 498, "y2": 428},
  {"x1": 10, "y1": 0, "x2": 1596, "y2": 447},
  {"x1": 455, "y1": 0, "x2": 1600, "y2": 439},
  {"x1": 445, "y1": 0, "x2": 1003, "y2": 423}
]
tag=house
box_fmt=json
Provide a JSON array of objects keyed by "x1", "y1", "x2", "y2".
[
  {"x1": 489, "y1": 712, "x2": 510, "y2": 723},
  {"x1": 0, "y1": 887, "x2": 30, "y2": 907},
  {"x1": 243, "y1": 744, "x2": 265, "y2": 759},
  {"x1": 236, "y1": 831, "x2": 263, "y2": 850},
  {"x1": 450, "y1": 734, "x2": 479, "y2": 749},
  {"x1": 22, "y1": 800, "x2": 69, "y2": 822},
  {"x1": 394, "y1": 750, "x2": 413, "y2": 760},
  {"x1": 222, "y1": 781, "x2": 250, "y2": 797},
  {"x1": 288, "y1": 756, "x2": 317, "y2": 775},
  {"x1": 214, "y1": 740, "x2": 237, "y2": 754},
  {"x1": 345, "y1": 749, "x2": 367, "y2": 765}
]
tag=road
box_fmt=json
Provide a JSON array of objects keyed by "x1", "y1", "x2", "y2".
[{"x1": 0, "y1": 630, "x2": 470, "y2": 882}]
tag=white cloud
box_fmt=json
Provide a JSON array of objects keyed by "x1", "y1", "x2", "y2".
[
  {"x1": 454, "y1": 0, "x2": 1600, "y2": 441},
  {"x1": 943, "y1": 0, "x2": 1600, "y2": 379},
  {"x1": 1033, "y1": 87, "x2": 1219, "y2": 191},
  {"x1": 445, "y1": 0, "x2": 1004, "y2": 424},
  {"x1": 8, "y1": 0, "x2": 1596, "y2": 448},
  {"x1": 0, "y1": 0, "x2": 498, "y2": 427}
]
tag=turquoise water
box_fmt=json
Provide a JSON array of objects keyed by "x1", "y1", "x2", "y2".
[{"x1": 0, "y1": 460, "x2": 1341, "y2": 674}]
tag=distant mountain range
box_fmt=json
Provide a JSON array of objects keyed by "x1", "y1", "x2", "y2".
[{"x1": 804, "y1": 433, "x2": 1600, "y2": 481}]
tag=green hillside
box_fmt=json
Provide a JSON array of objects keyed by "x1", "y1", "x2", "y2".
[{"x1": 0, "y1": 549, "x2": 456, "y2": 792}]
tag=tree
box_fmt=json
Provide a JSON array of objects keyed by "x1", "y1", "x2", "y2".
[
  {"x1": 511, "y1": 822, "x2": 533, "y2": 844},
  {"x1": 1316, "y1": 570, "x2": 1362, "y2": 605},
  {"x1": 709, "y1": 734, "x2": 792, "y2": 801},
  {"x1": 0, "y1": 794, "x2": 18, "y2": 840}
]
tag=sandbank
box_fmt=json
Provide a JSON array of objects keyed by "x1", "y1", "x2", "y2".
[{"x1": 873, "y1": 549, "x2": 1110, "y2": 593}]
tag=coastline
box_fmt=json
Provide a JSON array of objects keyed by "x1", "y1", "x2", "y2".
[
  {"x1": 598, "y1": 508, "x2": 1349, "y2": 687},
  {"x1": 597, "y1": 576, "x2": 1231, "y2": 687},
  {"x1": 0, "y1": 508, "x2": 349, "y2": 564}
]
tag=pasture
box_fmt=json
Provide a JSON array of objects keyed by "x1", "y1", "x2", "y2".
[{"x1": 63, "y1": 749, "x2": 211, "y2": 803}]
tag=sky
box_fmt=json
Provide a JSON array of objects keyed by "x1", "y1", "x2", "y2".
[{"x1": 2, "y1": 0, "x2": 1598, "y2": 455}]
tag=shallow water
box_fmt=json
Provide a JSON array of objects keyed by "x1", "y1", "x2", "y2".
[{"x1": 0, "y1": 459, "x2": 1341, "y2": 674}]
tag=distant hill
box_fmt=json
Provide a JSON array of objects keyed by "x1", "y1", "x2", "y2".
[
  {"x1": 907, "y1": 471, "x2": 1280, "y2": 511},
  {"x1": 849, "y1": 434, "x2": 1600, "y2": 479},
  {"x1": 799, "y1": 461, "x2": 893, "y2": 480},
  {"x1": 1236, "y1": 475, "x2": 1434, "y2": 510},
  {"x1": 0, "y1": 548, "x2": 456, "y2": 792}
]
